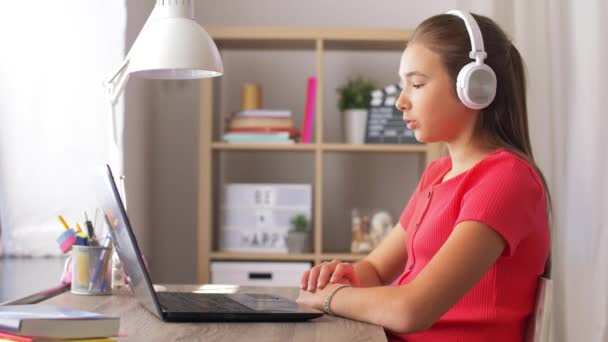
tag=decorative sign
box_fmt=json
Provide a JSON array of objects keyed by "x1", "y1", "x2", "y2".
[
  {"x1": 365, "y1": 83, "x2": 420, "y2": 144},
  {"x1": 220, "y1": 184, "x2": 311, "y2": 253}
]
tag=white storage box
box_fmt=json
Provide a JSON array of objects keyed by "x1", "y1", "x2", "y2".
[
  {"x1": 210, "y1": 261, "x2": 311, "y2": 287},
  {"x1": 219, "y1": 183, "x2": 312, "y2": 253},
  {"x1": 222, "y1": 184, "x2": 311, "y2": 208}
]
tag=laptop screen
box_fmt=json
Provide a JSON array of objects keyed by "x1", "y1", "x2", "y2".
[{"x1": 97, "y1": 165, "x2": 163, "y2": 319}]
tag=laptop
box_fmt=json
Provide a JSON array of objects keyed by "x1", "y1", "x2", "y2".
[{"x1": 97, "y1": 165, "x2": 323, "y2": 322}]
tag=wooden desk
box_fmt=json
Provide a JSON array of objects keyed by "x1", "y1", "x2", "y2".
[{"x1": 42, "y1": 285, "x2": 387, "y2": 341}]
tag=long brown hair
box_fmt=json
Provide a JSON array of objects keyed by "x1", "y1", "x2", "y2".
[{"x1": 410, "y1": 13, "x2": 552, "y2": 214}]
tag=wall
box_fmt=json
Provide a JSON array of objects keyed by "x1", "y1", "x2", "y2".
[
  {"x1": 124, "y1": 0, "x2": 153, "y2": 259},
  {"x1": 0, "y1": 0, "x2": 126, "y2": 256},
  {"x1": 144, "y1": 0, "x2": 460, "y2": 283}
]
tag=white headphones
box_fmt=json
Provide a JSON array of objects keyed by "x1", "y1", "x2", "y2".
[{"x1": 447, "y1": 10, "x2": 497, "y2": 110}]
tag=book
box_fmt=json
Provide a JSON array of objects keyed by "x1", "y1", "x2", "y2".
[
  {"x1": 225, "y1": 139, "x2": 295, "y2": 145},
  {"x1": 222, "y1": 132, "x2": 293, "y2": 143},
  {"x1": 0, "y1": 330, "x2": 116, "y2": 341},
  {"x1": 225, "y1": 127, "x2": 300, "y2": 136},
  {"x1": 226, "y1": 116, "x2": 293, "y2": 129},
  {"x1": 0, "y1": 305, "x2": 119, "y2": 340},
  {"x1": 300, "y1": 76, "x2": 317, "y2": 143},
  {"x1": 234, "y1": 109, "x2": 292, "y2": 117}
]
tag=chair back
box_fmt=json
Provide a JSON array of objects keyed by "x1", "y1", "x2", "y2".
[{"x1": 524, "y1": 276, "x2": 552, "y2": 342}]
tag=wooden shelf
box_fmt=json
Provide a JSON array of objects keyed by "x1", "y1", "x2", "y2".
[
  {"x1": 207, "y1": 27, "x2": 411, "y2": 51},
  {"x1": 211, "y1": 142, "x2": 317, "y2": 151},
  {"x1": 197, "y1": 27, "x2": 440, "y2": 283},
  {"x1": 211, "y1": 252, "x2": 366, "y2": 264},
  {"x1": 212, "y1": 142, "x2": 427, "y2": 153},
  {"x1": 211, "y1": 252, "x2": 316, "y2": 262},
  {"x1": 322, "y1": 143, "x2": 427, "y2": 153},
  {"x1": 320, "y1": 253, "x2": 366, "y2": 262},
  {"x1": 207, "y1": 27, "x2": 412, "y2": 42}
]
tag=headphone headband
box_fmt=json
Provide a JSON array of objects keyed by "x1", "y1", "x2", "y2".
[
  {"x1": 445, "y1": 10, "x2": 497, "y2": 110},
  {"x1": 446, "y1": 10, "x2": 487, "y2": 62}
]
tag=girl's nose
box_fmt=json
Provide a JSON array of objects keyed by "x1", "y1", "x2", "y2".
[{"x1": 395, "y1": 93, "x2": 411, "y2": 112}]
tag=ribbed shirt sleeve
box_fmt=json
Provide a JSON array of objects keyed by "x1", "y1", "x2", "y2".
[{"x1": 455, "y1": 158, "x2": 545, "y2": 256}]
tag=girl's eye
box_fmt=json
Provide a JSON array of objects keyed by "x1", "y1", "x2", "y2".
[{"x1": 412, "y1": 84, "x2": 424, "y2": 89}]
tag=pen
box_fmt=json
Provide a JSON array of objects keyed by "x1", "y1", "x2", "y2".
[
  {"x1": 84, "y1": 211, "x2": 96, "y2": 240},
  {"x1": 89, "y1": 235, "x2": 112, "y2": 291},
  {"x1": 96, "y1": 243, "x2": 113, "y2": 292},
  {"x1": 94, "y1": 208, "x2": 100, "y2": 233},
  {"x1": 58, "y1": 215, "x2": 70, "y2": 230}
]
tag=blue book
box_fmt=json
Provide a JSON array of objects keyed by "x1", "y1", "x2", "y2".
[
  {"x1": 0, "y1": 305, "x2": 119, "y2": 339},
  {"x1": 222, "y1": 132, "x2": 292, "y2": 143},
  {"x1": 234, "y1": 109, "x2": 292, "y2": 117}
]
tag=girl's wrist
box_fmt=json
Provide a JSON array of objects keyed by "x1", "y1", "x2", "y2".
[{"x1": 324, "y1": 284, "x2": 352, "y2": 315}]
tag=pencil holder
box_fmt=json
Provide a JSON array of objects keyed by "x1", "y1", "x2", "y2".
[{"x1": 71, "y1": 245, "x2": 112, "y2": 295}]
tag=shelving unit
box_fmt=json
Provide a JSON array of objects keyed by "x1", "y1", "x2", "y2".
[{"x1": 197, "y1": 27, "x2": 441, "y2": 283}]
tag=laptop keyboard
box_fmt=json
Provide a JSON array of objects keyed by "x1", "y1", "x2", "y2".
[{"x1": 158, "y1": 292, "x2": 255, "y2": 313}]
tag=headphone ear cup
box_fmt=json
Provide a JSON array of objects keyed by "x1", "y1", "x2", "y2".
[
  {"x1": 456, "y1": 62, "x2": 497, "y2": 109},
  {"x1": 456, "y1": 65, "x2": 469, "y2": 107}
]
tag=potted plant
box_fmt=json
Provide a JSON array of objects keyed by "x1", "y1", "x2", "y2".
[
  {"x1": 337, "y1": 77, "x2": 377, "y2": 144},
  {"x1": 287, "y1": 214, "x2": 312, "y2": 253}
]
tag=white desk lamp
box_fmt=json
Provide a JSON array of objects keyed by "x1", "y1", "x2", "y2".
[{"x1": 103, "y1": 0, "x2": 223, "y2": 207}]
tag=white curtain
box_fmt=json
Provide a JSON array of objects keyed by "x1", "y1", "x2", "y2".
[
  {"x1": 0, "y1": 1, "x2": 126, "y2": 256},
  {"x1": 551, "y1": 1, "x2": 608, "y2": 340},
  {"x1": 459, "y1": 0, "x2": 608, "y2": 340}
]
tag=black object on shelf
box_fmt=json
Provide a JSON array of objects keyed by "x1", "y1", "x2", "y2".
[{"x1": 365, "y1": 83, "x2": 420, "y2": 144}]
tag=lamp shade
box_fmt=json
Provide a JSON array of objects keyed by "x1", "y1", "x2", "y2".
[
  {"x1": 104, "y1": 0, "x2": 223, "y2": 103},
  {"x1": 128, "y1": 17, "x2": 223, "y2": 79}
]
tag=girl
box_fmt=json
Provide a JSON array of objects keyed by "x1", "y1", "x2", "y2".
[{"x1": 296, "y1": 10, "x2": 550, "y2": 342}]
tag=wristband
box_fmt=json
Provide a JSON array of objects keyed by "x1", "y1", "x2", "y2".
[{"x1": 324, "y1": 284, "x2": 351, "y2": 315}]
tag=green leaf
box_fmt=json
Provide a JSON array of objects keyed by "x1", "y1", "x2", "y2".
[
  {"x1": 337, "y1": 77, "x2": 378, "y2": 112},
  {"x1": 289, "y1": 214, "x2": 310, "y2": 233}
]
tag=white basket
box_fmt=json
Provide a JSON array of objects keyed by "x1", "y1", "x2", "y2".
[{"x1": 211, "y1": 261, "x2": 311, "y2": 286}]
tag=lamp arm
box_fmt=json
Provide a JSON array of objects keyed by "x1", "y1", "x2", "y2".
[
  {"x1": 103, "y1": 59, "x2": 129, "y2": 156},
  {"x1": 103, "y1": 59, "x2": 130, "y2": 105},
  {"x1": 102, "y1": 3, "x2": 165, "y2": 211},
  {"x1": 102, "y1": 1, "x2": 202, "y2": 211},
  {"x1": 102, "y1": 2, "x2": 163, "y2": 104},
  {"x1": 106, "y1": 93, "x2": 127, "y2": 209}
]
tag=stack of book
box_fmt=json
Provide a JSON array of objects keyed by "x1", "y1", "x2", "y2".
[
  {"x1": 223, "y1": 109, "x2": 300, "y2": 144},
  {"x1": 0, "y1": 305, "x2": 119, "y2": 341}
]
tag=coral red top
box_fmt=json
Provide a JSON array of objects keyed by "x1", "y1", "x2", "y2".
[{"x1": 388, "y1": 148, "x2": 549, "y2": 342}]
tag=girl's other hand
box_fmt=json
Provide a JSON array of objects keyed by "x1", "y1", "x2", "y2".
[{"x1": 300, "y1": 259, "x2": 360, "y2": 292}]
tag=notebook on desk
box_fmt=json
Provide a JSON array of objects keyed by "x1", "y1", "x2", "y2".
[{"x1": 97, "y1": 165, "x2": 323, "y2": 322}]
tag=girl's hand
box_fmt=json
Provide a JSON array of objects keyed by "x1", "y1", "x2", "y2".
[{"x1": 300, "y1": 259, "x2": 360, "y2": 292}]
